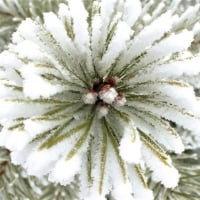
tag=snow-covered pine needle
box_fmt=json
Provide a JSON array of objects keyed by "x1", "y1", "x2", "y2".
[{"x1": 0, "y1": 0, "x2": 200, "y2": 199}]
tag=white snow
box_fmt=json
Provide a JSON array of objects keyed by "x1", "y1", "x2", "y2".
[
  {"x1": 111, "y1": 182, "x2": 134, "y2": 200},
  {"x1": 122, "y1": 0, "x2": 141, "y2": 26},
  {"x1": 48, "y1": 155, "x2": 82, "y2": 185},
  {"x1": 68, "y1": 0, "x2": 89, "y2": 53},
  {"x1": 22, "y1": 75, "x2": 65, "y2": 99},
  {"x1": 99, "y1": 21, "x2": 131, "y2": 75},
  {"x1": 114, "y1": 95, "x2": 127, "y2": 107},
  {"x1": 140, "y1": 30, "x2": 193, "y2": 65},
  {"x1": 99, "y1": 87, "x2": 118, "y2": 104},
  {"x1": 142, "y1": 144, "x2": 180, "y2": 188},
  {"x1": 0, "y1": 127, "x2": 29, "y2": 151},
  {"x1": 128, "y1": 165, "x2": 154, "y2": 200},
  {"x1": 0, "y1": 99, "x2": 48, "y2": 119},
  {"x1": 43, "y1": 12, "x2": 76, "y2": 53},
  {"x1": 24, "y1": 149, "x2": 59, "y2": 177},
  {"x1": 133, "y1": 56, "x2": 200, "y2": 83},
  {"x1": 82, "y1": 91, "x2": 98, "y2": 104},
  {"x1": 116, "y1": 12, "x2": 172, "y2": 70},
  {"x1": 14, "y1": 40, "x2": 44, "y2": 61},
  {"x1": 119, "y1": 123, "x2": 141, "y2": 164}
]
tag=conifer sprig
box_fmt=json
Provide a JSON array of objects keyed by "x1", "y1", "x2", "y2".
[
  {"x1": 0, "y1": 0, "x2": 200, "y2": 199},
  {"x1": 0, "y1": 0, "x2": 66, "y2": 52}
]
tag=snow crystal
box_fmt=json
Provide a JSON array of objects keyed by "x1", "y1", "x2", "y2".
[
  {"x1": 82, "y1": 91, "x2": 98, "y2": 104},
  {"x1": 43, "y1": 12, "x2": 76, "y2": 53},
  {"x1": 99, "y1": 87, "x2": 118, "y2": 104},
  {"x1": 142, "y1": 145, "x2": 180, "y2": 188},
  {"x1": 119, "y1": 125, "x2": 141, "y2": 164},
  {"x1": 111, "y1": 182, "x2": 134, "y2": 200},
  {"x1": 117, "y1": 12, "x2": 172, "y2": 69},
  {"x1": 128, "y1": 165, "x2": 154, "y2": 200},
  {"x1": 21, "y1": 70, "x2": 65, "y2": 99},
  {"x1": 25, "y1": 149, "x2": 59, "y2": 177},
  {"x1": 99, "y1": 21, "x2": 131, "y2": 75},
  {"x1": 68, "y1": 0, "x2": 89, "y2": 53},
  {"x1": 122, "y1": 0, "x2": 141, "y2": 26},
  {"x1": 140, "y1": 30, "x2": 193, "y2": 65},
  {"x1": 0, "y1": 99, "x2": 48, "y2": 119},
  {"x1": 0, "y1": 127, "x2": 29, "y2": 151},
  {"x1": 49, "y1": 155, "x2": 82, "y2": 185}
]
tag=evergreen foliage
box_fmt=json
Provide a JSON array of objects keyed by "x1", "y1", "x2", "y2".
[
  {"x1": 0, "y1": 147, "x2": 78, "y2": 200},
  {"x1": 0, "y1": 0, "x2": 66, "y2": 51},
  {"x1": 0, "y1": 0, "x2": 200, "y2": 199}
]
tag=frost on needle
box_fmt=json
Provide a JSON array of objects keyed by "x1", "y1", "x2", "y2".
[{"x1": 0, "y1": 0, "x2": 200, "y2": 200}]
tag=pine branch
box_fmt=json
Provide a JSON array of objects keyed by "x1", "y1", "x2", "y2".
[
  {"x1": 0, "y1": 147, "x2": 78, "y2": 200},
  {"x1": 0, "y1": 0, "x2": 200, "y2": 199},
  {"x1": 149, "y1": 149, "x2": 200, "y2": 200},
  {"x1": 0, "y1": 0, "x2": 66, "y2": 52}
]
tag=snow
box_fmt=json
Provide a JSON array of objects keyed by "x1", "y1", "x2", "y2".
[
  {"x1": 131, "y1": 80, "x2": 200, "y2": 116},
  {"x1": 11, "y1": 144, "x2": 36, "y2": 166},
  {"x1": 0, "y1": 0, "x2": 200, "y2": 199},
  {"x1": 14, "y1": 40, "x2": 44, "y2": 61},
  {"x1": 43, "y1": 12, "x2": 76, "y2": 53},
  {"x1": 142, "y1": 144, "x2": 180, "y2": 188},
  {"x1": 49, "y1": 155, "x2": 82, "y2": 185},
  {"x1": 91, "y1": 15, "x2": 103, "y2": 62},
  {"x1": 82, "y1": 91, "x2": 98, "y2": 104},
  {"x1": 128, "y1": 165, "x2": 154, "y2": 200},
  {"x1": 140, "y1": 30, "x2": 193, "y2": 65},
  {"x1": 100, "y1": 0, "x2": 116, "y2": 22},
  {"x1": 25, "y1": 149, "x2": 59, "y2": 177},
  {"x1": 99, "y1": 21, "x2": 131, "y2": 75},
  {"x1": 97, "y1": 105, "x2": 109, "y2": 118},
  {"x1": 84, "y1": 195, "x2": 106, "y2": 200},
  {"x1": 127, "y1": 98, "x2": 200, "y2": 134},
  {"x1": 111, "y1": 182, "x2": 134, "y2": 200},
  {"x1": 12, "y1": 18, "x2": 39, "y2": 44},
  {"x1": 23, "y1": 74, "x2": 65, "y2": 99},
  {"x1": 99, "y1": 87, "x2": 118, "y2": 104},
  {"x1": 68, "y1": 0, "x2": 89, "y2": 53},
  {"x1": 117, "y1": 12, "x2": 172, "y2": 70},
  {"x1": 122, "y1": 0, "x2": 141, "y2": 26},
  {"x1": 0, "y1": 127, "x2": 29, "y2": 151},
  {"x1": 119, "y1": 123, "x2": 141, "y2": 164},
  {"x1": 114, "y1": 95, "x2": 127, "y2": 107},
  {"x1": 24, "y1": 117, "x2": 64, "y2": 138},
  {"x1": 133, "y1": 56, "x2": 200, "y2": 83},
  {"x1": 0, "y1": 99, "x2": 48, "y2": 119}
]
